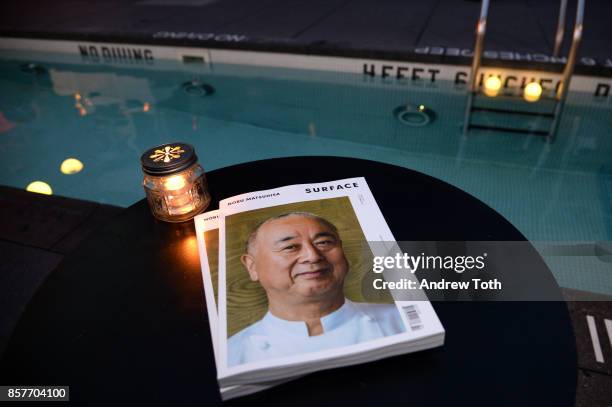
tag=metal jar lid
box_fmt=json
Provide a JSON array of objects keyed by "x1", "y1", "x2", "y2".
[{"x1": 140, "y1": 142, "x2": 198, "y2": 176}]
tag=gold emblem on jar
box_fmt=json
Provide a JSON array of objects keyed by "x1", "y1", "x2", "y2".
[{"x1": 149, "y1": 146, "x2": 186, "y2": 163}]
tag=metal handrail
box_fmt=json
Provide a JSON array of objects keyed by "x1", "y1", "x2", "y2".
[
  {"x1": 556, "y1": 0, "x2": 584, "y2": 101},
  {"x1": 550, "y1": 0, "x2": 585, "y2": 140},
  {"x1": 465, "y1": 0, "x2": 585, "y2": 141},
  {"x1": 469, "y1": 0, "x2": 583, "y2": 97},
  {"x1": 468, "y1": 0, "x2": 490, "y2": 93},
  {"x1": 553, "y1": 0, "x2": 568, "y2": 57}
]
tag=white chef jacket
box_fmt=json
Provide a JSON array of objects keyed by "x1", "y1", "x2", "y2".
[{"x1": 228, "y1": 299, "x2": 406, "y2": 367}]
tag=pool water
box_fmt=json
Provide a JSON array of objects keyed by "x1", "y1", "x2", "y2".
[{"x1": 0, "y1": 50, "x2": 611, "y2": 294}]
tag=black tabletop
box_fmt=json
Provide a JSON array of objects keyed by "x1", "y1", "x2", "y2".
[{"x1": 0, "y1": 157, "x2": 576, "y2": 406}]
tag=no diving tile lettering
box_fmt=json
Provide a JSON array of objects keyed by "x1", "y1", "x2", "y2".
[{"x1": 78, "y1": 45, "x2": 154, "y2": 65}]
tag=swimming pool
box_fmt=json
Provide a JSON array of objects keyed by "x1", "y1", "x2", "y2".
[{"x1": 1, "y1": 42, "x2": 611, "y2": 294}]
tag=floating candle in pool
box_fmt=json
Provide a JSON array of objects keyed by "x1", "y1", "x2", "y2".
[
  {"x1": 523, "y1": 82, "x2": 543, "y2": 103},
  {"x1": 60, "y1": 158, "x2": 84, "y2": 174},
  {"x1": 26, "y1": 181, "x2": 53, "y2": 195},
  {"x1": 141, "y1": 142, "x2": 211, "y2": 222},
  {"x1": 483, "y1": 76, "x2": 502, "y2": 97}
]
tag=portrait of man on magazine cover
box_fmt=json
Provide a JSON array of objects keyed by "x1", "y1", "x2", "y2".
[{"x1": 225, "y1": 197, "x2": 406, "y2": 366}]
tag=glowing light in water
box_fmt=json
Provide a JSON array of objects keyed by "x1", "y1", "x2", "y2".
[
  {"x1": 26, "y1": 181, "x2": 53, "y2": 195},
  {"x1": 60, "y1": 158, "x2": 84, "y2": 174}
]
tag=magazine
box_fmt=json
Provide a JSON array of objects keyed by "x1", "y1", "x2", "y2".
[
  {"x1": 213, "y1": 177, "x2": 445, "y2": 388},
  {"x1": 194, "y1": 211, "x2": 297, "y2": 400}
]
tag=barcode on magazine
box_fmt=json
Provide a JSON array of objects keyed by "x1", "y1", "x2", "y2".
[{"x1": 402, "y1": 305, "x2": 423, "y2": 331}]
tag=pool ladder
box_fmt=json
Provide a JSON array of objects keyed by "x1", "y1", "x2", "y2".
[{"x1": 463, "y1": 0, "x2": 585, "y2": 142}]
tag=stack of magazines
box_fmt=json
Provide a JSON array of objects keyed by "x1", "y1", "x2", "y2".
[{"x1": 194, "y1": 177, "x2": 445, "y2": 400}]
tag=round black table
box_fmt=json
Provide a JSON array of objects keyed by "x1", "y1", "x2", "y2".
[{"x1": 0, "y1": 157, "x2": 576, "y2": 406}]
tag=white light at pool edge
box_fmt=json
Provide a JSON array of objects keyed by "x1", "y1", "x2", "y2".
[
  {"x1": 483, "y1": 76, "x2": 502, "y2": 97},
  {"x1": 523, "y1": 82, "x2": 543, "y2": 103},
  {"x1": 26, "y1": 181, "x2": 53, "y2": 195}
]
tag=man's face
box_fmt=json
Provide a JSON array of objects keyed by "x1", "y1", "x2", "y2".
[{"x1": 241, "y1": 215, "x2": 349, "y2": 301}]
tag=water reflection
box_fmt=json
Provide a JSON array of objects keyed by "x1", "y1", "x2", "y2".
[{"x1": 0, "y1": 112, "x2": 16, "y2": 133}]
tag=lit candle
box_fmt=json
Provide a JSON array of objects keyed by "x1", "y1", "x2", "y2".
[{"x1": 141, "y1": 143, "x2": 211, "y2": 222}]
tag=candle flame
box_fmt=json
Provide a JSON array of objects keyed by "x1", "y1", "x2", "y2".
[{"x1": 164, "y1": 175, "x2": 186, "y2": 191}]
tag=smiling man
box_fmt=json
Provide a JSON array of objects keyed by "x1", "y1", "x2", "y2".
[{"x1": 228, "y1": 212, "x2": 405, "y2": 366}]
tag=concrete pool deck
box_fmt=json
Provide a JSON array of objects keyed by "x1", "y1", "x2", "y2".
[{"x1": 1, "y1": 0, "x2": 612, "y2": 77}]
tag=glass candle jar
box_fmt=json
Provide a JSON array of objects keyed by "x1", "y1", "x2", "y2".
[{"x1": 141, "y1": 142, "x2": 211, "y2": 222}]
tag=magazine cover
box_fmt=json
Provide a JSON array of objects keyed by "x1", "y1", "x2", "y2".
[
  {"x1": 195, "y1": 211, "x2": 296, "y2": 400},
  {"x1": 217, "y1": 177, "x2": 445, "y2": 386}
]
